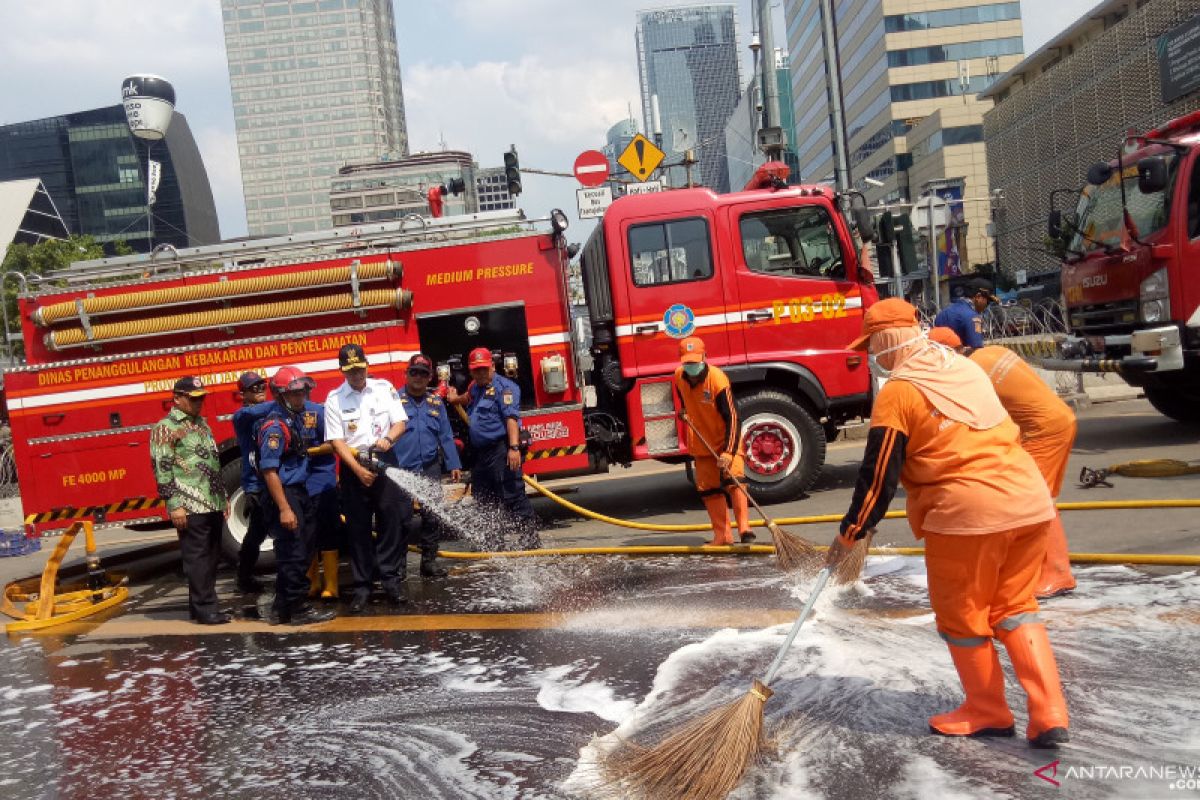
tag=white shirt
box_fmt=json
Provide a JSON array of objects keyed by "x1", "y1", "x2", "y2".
[{"x1": 324, "y1": 376, "x2": 408, "y2": 450}]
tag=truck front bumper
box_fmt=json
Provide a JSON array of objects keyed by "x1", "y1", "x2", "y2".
[{"x1": 1041, "y1": 325, "x2": 1183, "y2": 374}]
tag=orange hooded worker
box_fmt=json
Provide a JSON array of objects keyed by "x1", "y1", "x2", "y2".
[
  {"x1": 928, "y1": 326, "x2": 1077, "y2": 597},
  {"x1": 825, "y1": 298, "x2": 1070, "y2": 749},
  {"x1": 672, "y1": 336, "x2": 753, "y2": 546}
]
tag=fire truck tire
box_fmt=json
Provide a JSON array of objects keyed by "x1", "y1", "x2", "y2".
[
  {"x1": 1145, "y1": 385, "x2": 1200, "y2": 424},
  {"x1": 736, "y1": 389, "x2": 826, "y2": 504},
  {"x1": 220, "y1": 460, "x2": 275, "y2": 568}
]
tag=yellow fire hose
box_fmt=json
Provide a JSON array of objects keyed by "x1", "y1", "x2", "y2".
[
  {"x1": 2, "y1": 520, "x2": 128, "y2": 633},
  {"x1": 32, "y1": 259, "x2": 402, "y2": 326},
  {"x1": 45, "y1": 287, "x2": 413, "y2": 351}
]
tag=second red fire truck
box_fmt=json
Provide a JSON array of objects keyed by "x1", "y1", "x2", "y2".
[{"x1": 5, "y1": 170, "x2": 878, "y2": 558}]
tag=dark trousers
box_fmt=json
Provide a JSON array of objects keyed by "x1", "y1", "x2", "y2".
[
  {"x1": 342, "y1": 467, "x2": 410, "y2": 600},
  {"x1": 178, "y1": 511, "x2": 224, "y2": 619},
  {"x1": 263, "y1": 485, "x2": 314, "y2": 615},
  {"x1": 403, "y1": 461, "x2": 444, "y2": 560},
  {"x1": 472, "y1": 439, "x2": 535, "y2": 520},
  {"x1": 312, "y1": 487, "x2": 345, "y2": 552},
  {"x1": 236, "y1": 490, "x2": 268, "y2": 584}
]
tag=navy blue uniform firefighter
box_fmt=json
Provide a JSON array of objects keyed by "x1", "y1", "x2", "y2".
[
  {"x1": 395, "y1": 353, "x2": 463, "y2": 577},
  {"x1": 301, "y1": 396, "x2": 343, "y2": 600},
  {"x1": 257, "y1": 366, "x2": 335, "y2": 626},
  {"x1": 232, "y1": 371, "x2": 269, "y2": 594},
  {"x1": 447, "y1": 347, "x2": 540, "y2": 550}
]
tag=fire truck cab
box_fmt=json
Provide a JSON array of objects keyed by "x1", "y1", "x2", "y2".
[
  {"x1": 578, "y1": 182, "x2": 876, "y2": 501},
  {"x1": 1046, "y1": 109, "x2": 1200, "y2": 423}
]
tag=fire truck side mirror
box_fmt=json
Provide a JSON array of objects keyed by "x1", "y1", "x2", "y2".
[
  {"x1": 852, "y1": 207, "x2": 876, "y2": 243},
  {"x1": 1047, "y1": 209, "x2": 1063, "y2": 240},
  {"x1": 1137, "y1": 156, "x2": 1169, "y2": 195}
]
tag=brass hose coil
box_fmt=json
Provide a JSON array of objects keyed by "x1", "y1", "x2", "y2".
[
  {"x1": 44, "y1": 287, "x2": 413, "y2": 351},
  {"x1": 32, "y1": 259, "x2": 402, "y2": 326}
]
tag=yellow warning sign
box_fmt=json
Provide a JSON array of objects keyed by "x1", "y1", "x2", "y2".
[{"x1": 618, "y1": 134, "x2": 665, "y2": 182}]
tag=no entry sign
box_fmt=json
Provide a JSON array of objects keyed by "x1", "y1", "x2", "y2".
[{"x1": 574, "y1": 150, "x2": 610, "y2": 187}]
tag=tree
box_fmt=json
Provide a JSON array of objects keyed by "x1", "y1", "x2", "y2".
[{"x1": 1, "y1": 236, "x2": 131, "y2": 360}]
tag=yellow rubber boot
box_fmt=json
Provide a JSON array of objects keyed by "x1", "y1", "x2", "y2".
[
  {"x1": 701, "y1": 494, "x2": 733, "y2": 546},
  {"x1": 319, "y1": 550, "x2": 339, "y2": 600},
  {"x1": 307, "y1": 556, "x2": 321, "y2": 599},
  {"x1": 997, "y1": 623, "x2": 1070, "y2": 748},
  {"x1": 1035, "y1": 515, "x2": 1076, "y2": 599},
  {"x1": 929, "y1": 641, "x2": 1016, "y2": 738}
]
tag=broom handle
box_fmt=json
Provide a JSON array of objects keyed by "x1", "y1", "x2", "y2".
[
  {"x1": 763, "y1": 566, "x2": 832, "y2": 686},
  {"x1": 681, "y1": 415, "x2": 775, "y2": 523}
]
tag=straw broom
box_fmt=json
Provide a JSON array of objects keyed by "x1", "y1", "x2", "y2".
[
  {"x1": 603, "y1": 567, "x2": 833, "y2": 800},
  {"x1": 833, "y1": 528, "x2": 875, "y2": 585},
  {"x1": 681, "y1": 415, "x2": 820, "y2": 573}
]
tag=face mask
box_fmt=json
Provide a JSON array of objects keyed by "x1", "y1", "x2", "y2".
[
  {"x1": 868, "y1": 334, "x2": 925, "y2": 381},
  {"x1": 682, "y1": 362, "x2": 704, "y2": 377}
]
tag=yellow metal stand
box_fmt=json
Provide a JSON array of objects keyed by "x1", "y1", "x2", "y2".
[{"x1": 2, "y1": 520, "x2": 128, "y2": 633}]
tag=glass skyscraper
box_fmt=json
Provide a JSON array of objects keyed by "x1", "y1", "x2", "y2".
[
  {"x1": 0, "y1": 106, "x2": 219, "y2": 252},
  {"x1": 221, "y1": 0, "x2": 408, "y2": 236},
  {"x1": 636, "y1": 5, "x2": 741, "y2": 193}
]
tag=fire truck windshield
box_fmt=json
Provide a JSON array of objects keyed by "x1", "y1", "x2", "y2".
[
  {"x1": 738, "y1": 207, "x2": 845, "y2": 279},
  {"x1": 1071, "y1": 153, "x2": 1178, "y2": 254}
]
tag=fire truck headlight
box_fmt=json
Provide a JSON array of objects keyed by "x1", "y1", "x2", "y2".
[
  {"x1": 550, "y1": 208, "x2": 569, "y2": 235},
  {"x1": 1140, "y1": 299, "x2": 1167, "y2": 323},
  {"x1": 464, "y1": 315, "x2": 481, "y2": 334}
]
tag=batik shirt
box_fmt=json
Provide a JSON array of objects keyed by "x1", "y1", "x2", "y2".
[{"x1": 150, "y1": 408, "x2": 227, "y2": 514}]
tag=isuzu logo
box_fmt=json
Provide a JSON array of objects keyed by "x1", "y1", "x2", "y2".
[{"x1": 1081, "y1": 275, "x2": 1108, "y2": 288}]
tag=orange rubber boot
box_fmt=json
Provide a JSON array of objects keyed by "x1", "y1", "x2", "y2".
[
  {"x1": 998, "y1": 624, "x2": 1070, "y2": 748},
  {"x1": 702, "y1": 494, "x2": 733, "y2": 546},
  {"x1": 731, "y1": 488, "x2": 754, "y2": 542},
  {"x1": 1035, "y1": 515, "x2": 1076, "y2": 598},
  {"x1": 928, "y1": 641, "x2": 1015, "y2": 738}
]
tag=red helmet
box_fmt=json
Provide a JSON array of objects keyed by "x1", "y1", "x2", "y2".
[
  {"x1": 468, "y1": 347, "x2": 493, "y2": 369},
  {"x1": 270, "y1": 366, "x2": 314, "y2": 394}
]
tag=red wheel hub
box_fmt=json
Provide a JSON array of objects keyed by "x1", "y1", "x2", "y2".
[{"x1": 743, "y1": 421, "x2": 795, "y2": 476}]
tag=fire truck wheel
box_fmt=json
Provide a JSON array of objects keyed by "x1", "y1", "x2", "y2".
[
  {"x1": 220, "y1": 460, "x2": 276, "y2": 568},
  {"x1": 1145, "y1": 385, "x2": 1200, "y2": 424},
  {"x1": 737, "y1": 389, "x2": 826, "y2": 504}
]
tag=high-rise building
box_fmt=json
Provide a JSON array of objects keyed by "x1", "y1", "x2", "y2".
[
  {"x1": 0, "y1": 179, "x2": 70, "y2": 263},
  {"x1": 785, "y1": 0, "x2": 1023, "y2": 199},
  {"x1": 475, "y1": 167, "x2": 516, "y2": 213},
  {"x1": 602, "y1": 118, "x2": 639, "y2": 182},
  {"x1": 636, "y1": 5, "x2": 741, "y2": 192},
  {"x1": 221, "y1": 0, "x2": 408, "y2": 237},
  {"x1": 0, "y1": 106, "x2": 219, "y2": 252}
]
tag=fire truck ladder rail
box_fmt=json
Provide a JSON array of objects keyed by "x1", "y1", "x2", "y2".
[
  {"x1": 2, "y1": 520, "x2": 128, "y2": 633},
  {"x1": 44, "y1": 287, "x2": 414, "y2": 351},
  {"x1": 32, "y1": 259, "x2": 402, "y2": 327},
  {"x1": 32, "y1": 209, "x2": 530, "y2": 292}
]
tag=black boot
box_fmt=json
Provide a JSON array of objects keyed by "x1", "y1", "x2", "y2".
[
  {"x1": 420, "y1": 551, "x2": 447, "y2": 578},
  {"x1": 519, "y1": 519, "x2": 543, "y2": 551},
  {"x1": 288, "y1": 604, "x2": 336, "y2": 625}
]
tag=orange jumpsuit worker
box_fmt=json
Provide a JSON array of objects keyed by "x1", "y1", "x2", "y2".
[
  {"x1": 928, "y1": 327, "x2": 1077, "y2": 597},
  {"x1": 672, "y1": 336, "x2": 753, "y2": 546},
  {"x1": 825, "y1": 299, "x2": 1070, "y2": 749}
]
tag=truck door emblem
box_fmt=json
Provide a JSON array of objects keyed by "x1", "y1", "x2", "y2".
[{"x1": 663, "y1": 303, "x2": 696, "y2": 338}]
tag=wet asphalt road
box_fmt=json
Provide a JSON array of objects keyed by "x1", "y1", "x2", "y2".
[{"x1": 1, "y1": 398, "x2": 1197, "y2": 799}]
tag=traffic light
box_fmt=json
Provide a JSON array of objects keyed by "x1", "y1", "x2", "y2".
[
  {"x1": 446, "y1": 177, "x2": 466, "y2": 196},
  {"x1": 874, "y1": 212, "x2": 919, "y2": 278},
  {"x1": 504, "y1": 145, "x2": 522, "y2": 196}
]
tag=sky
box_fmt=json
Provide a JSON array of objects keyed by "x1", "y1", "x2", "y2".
[{"x1": 0, "y1": 0, "x2": 1099, "y2": 243}]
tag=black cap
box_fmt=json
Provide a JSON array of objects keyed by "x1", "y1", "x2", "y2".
[
  {"x1": 173, "y1": 376, "x2": 207, "y2": 397},
  {"x1": 339, "y1": 343, "x2": 368, "y2": 372},
  {"x1": 237, "y1": 371, "x2": 265, "y2": 391},
  {"x1": 407, "y1": 353, "x2": 433, "y2": 374},
  {"x1": 968, "y1": 277, "x2": 998, "y2": 301}
]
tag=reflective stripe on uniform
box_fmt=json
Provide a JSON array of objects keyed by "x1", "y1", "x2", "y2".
[
  {"x1": 996, "y1": 612, "x2": 1041, "y2": 632},
  {"x1": 938, "y1": 631, "x2": 991, "y2": 647}
]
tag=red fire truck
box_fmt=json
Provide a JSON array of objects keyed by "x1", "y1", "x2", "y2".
[
  {"x1": 1046, "y1": 109, "x2": 1200, "y2": 422},
  {"x1": 6, "y1": 177, "x2": 878, "y2": 558}
]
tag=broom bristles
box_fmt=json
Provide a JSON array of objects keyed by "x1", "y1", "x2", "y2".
[
  {"x1": 603, "y1": 680, "x2": 772, "y2": 800},
  {"x1": 771, "y1": 524, "x2": 821, "y2": 573},
  {"x1": 833, "y1": 528, "x2": 875, "y2": 585}
]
